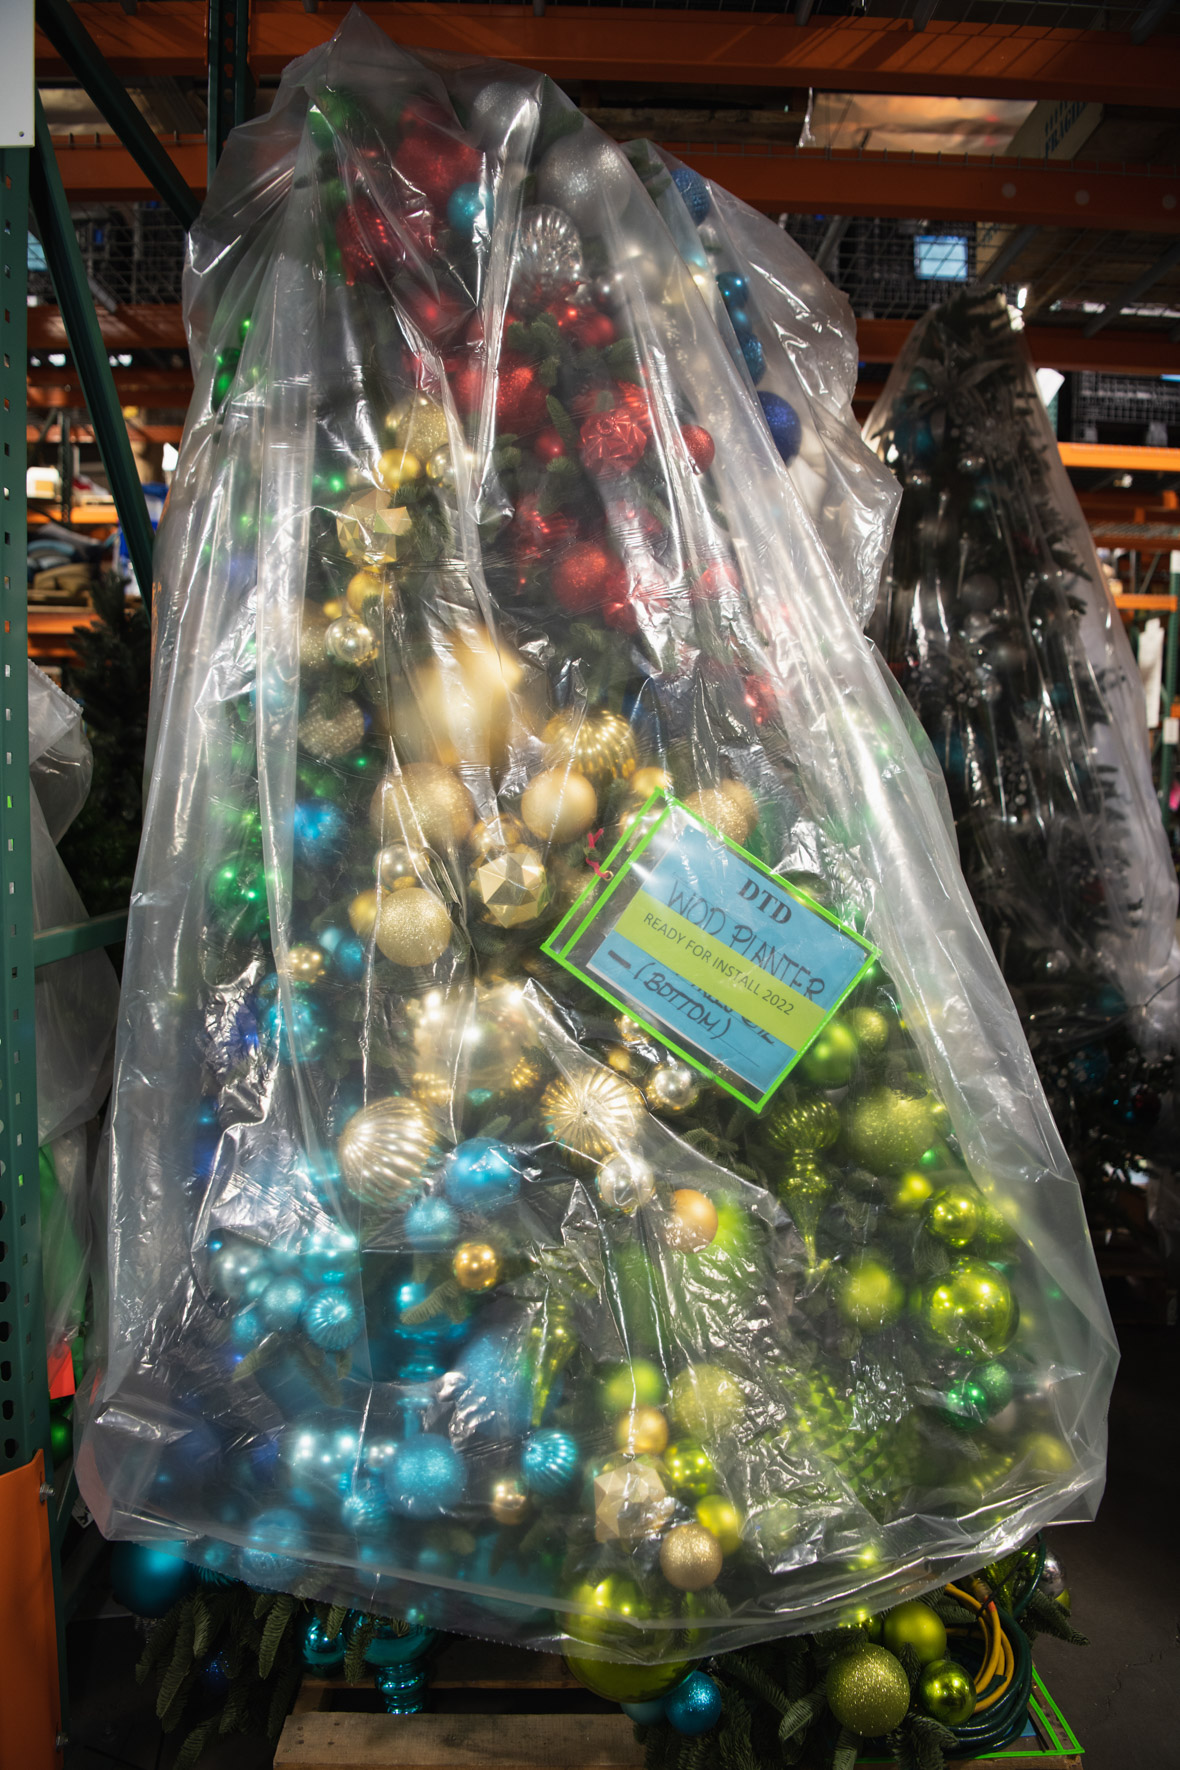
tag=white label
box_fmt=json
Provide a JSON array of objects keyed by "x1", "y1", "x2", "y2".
[{"x1": 0, "y1": 0, "x2": 33, "y2": 148}]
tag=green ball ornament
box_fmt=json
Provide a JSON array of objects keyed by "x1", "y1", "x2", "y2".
[
  {"x1": 763, "y1": 1095, "x2": 841, "y2": 1153},
  {"x1": 918, "y1": 1659, "x2": 976, "y2": 1727},
  {"x1": 927, "y1": 1185, "x2": 981, "y2": 1248},
  {"x1": 880, "y1": 1601, "x2": 947, "y2": 1665},
  {"x1": 941, "y1": 1377, "x2": 990, "y2": 1431},
  {"x1": 564, "y1": 1653, "x2": 690, "y2": 1705},
  {"x1": 670, "y1": 1365, "x2": 745, "y2": 1439},
  {"x1": 826, "y1": 1645, "x2": 911, "y2": 1736},
  {"x1": 844, "y1": 1005, "x2": 892, "y2": 1058},
  {"x1": 974, "y1": 1360, "x2": 1014, "y2": 1415},
  {"x1": 49, "y1": 1412, "x2": 72, "y2": 1465},
  {"x1": 924, "y1": 1260, "x2": 1016, "y2": 1356},
  {"x1": 207, "y1": 856, "x2": 270, "y2": 938},
  {"x1": 664, "y1": 1438, "x2": 716, "y2": 1502},
  {"x1": 601, "y1": 1359, "x2": 666, "y2": 1413},
  {"x1": 798, "y1": 1019, "x2": 859, "y2": 1087},
  {"x1": 844, "y1": 1088, "x2": 937, "y2": 1174},
  {"x1": 838, "y1": 1258, "x2": 905, "y2": 1331}
]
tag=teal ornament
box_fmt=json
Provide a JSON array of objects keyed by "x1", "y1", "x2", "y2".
[
  {"x1": 293, "y1": 799, "x2": 349, "y2": 865},
  {"x1": 240, "y1": 1507, "x2": 307, "y2": 1587},
  {"x1": 392, "y1": 1280, "x2": 471, "y2": 1350},
  {"x1": 260, "y1": 1275, "x2": 309, "y2": 1331},
  {"x1": 262, "y1": 994, "x2": 327, "y2": 1063},
  {"x1": 664, "y1": 1672, "x2": 722, "y2": 1736},
  {"x1": 758, "y1": 392, "x2": 802, "y2": 465},
  {"x1": 447, "y1": 181, "x2": 492, "y2": 236},
  {"x1": 111, "y1": 1542, "x2": 196, "y2": 1618},
  {"x1": 974, "y1": 1360, "x2": 1014, "y2": 1415},
  {"x1": 443, "y1": 1138, "x2": 521, "y2": 1213},
  {"x1": 386, "y1": 1434, "x2": 466, "y2": 1517},
  {"x1": 623, "y1": 1700, "x2": 667, "y2": 1724},
  {"x1": 672, "y1": 164, "x2": 710, "y2": 223},
  {"x1": 208, "y1": 1242, "x2": 268, "y2": 1302},
  {"x1": 319, "y1": 925, "x2": 367, "y2": 980},
  {"x1": 453, "y1": 1329, "x2": 530, "y2": 1439},
  {"x1": 230, "y1": 1305, "x2": 266, "y2": 1350},
  {"x1": 301, "y1": 1287, "x2": 362, "y2": 1351},
  {"x1": 301, "y1": 1616, "x2": 347, "y2": 1671},
  {"x1": 374, "y1": 1665, "x2": 429, "y2": 1714},
  {"x1": 279, "y1": 1420, "x2": 361, "y2": 1490},
  {"x1": 364, "y1": 1622, "x2": 437, "y2": 1668},
  {"x1": 342, "y1": 1481, "x2": 389, "y2": 1536},
  {"x1": 726, "y1": 304, "x2": 751, "y2": 334},
  {"x1": 299, "y1": 1223, "x2": 361, "y2": 1287},
  {"x1": 741, "y1": 334, "x2": 765, "y2": 383},
  {"x1": 717, "y1": 272, "x2": 748, "y2": 310},
  {"x1": 521, "y1": 1429, "x2": 579, "y2": 1496},
  {"x1": 942, "y1": 1377, "x2": 989, "y2": 1432},
  {"x1": 405, "y1": 1195, "x2": 460, "y2": 1249}
]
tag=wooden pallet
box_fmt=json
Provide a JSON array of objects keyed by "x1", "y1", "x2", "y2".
[{"x1": 275, "y1": 1642, "x2": 1082, "y2": 1770}]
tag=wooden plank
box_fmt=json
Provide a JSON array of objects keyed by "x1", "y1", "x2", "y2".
[{"x1": 275, "y1": 1712, "x2": 644, "y2": 1769}]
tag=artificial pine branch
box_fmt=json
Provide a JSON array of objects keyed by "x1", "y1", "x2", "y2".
[{"x1": 1022, "y1": 1590, "x2": 1089, "y2": 1646}]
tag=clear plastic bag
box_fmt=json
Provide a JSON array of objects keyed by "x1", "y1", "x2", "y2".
[
  {"x1": 78, "y1": 17, "x2": 1115, "y2": 1662},
  {"x1": 864, "y1": 292, "x2": 1180, "y2": 1066}
]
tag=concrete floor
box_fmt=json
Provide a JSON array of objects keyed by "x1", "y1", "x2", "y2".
[{"x1": 64, "y1": 1326, "x2": 1178, "y2": 1770}]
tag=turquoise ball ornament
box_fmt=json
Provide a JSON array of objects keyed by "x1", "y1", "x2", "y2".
[
  {"x1": 664, "y1": 1672, "x2": 723, "y2": 1736},
  {"x1": 230, "y1": 1305, "x2": 266, "y2": 1350},
  {"x1": 301, "y1": 1287, "x2": 362, "y2": 1351},
  {"x1": 302, "y1": 1616, "x2": 348, "y2": 1671},
  {"x1": 293, "y1": 799, "x2": 349, "y2": 865},
  {"x1": 443, "y1": 1138, "x2": 522, "y2": 1214},
  {"x1": 622, "y1": 1699, "x2": 667, "y2": 1724},
  {"x1": 405, "y1": 1195, "x2": 461, "y2": 1249},
  {"x1": 386, "y1": 1434, "x2": 467, "y2": 1517},
  {"x1": 209, "y1": 1241, "x2": 268, "y2": 1302},
  {"x1": 741, "y1": 334, "x2": 766, "y2": 383},
  {"x1": 521, "y1": 1429, "x2": 580, "y2": 1496},
  {"x1": 260, "y1": 1275, "x2": 309, "y2": 1331},
  {"x1": 341, "y1": 1481, "x2": 389, "y2": 1536},
  {"x1": 239, "y1": 1507, "x2": 307, "y2": 1588},
  {"x1": 717, "y1": 272, "x2": 749, "y2": 310},
  {"x1": 262, "y1": 994, "x2": 327, "y2": 1063},
  {"x1": 391, "y1": 1280, "x2": 471, "y2": 1350},
  {"x1": 319, "y1": 925, "x2": 367, "y2": 980},
  {"x1": 672, "y1": 164, "x2": 710, "y2": 223},
  {"x1": 111, "y1": 1542, "x2": 196, "y2": 1618},
  {"x1": 447, "y1": 180, "x2": 492, "y2": 236},
  {"x1": 758, "y1": 392, "x2": 802, "y2": 465}
]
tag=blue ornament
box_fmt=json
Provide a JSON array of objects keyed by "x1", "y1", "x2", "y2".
[
  {"x1": 260, "y1": 1274, "x2": 309, "y2": 1331},
  {"x1": 342, "y1": 1480, "x2": 390, "y2": 1536},
  {"x1": 391, "y1": 1280, "x2": 471, "y2": 1350},
  {"x1": 209, "y1": 1242, "x2": 268, "y2": 1303},
  {"x1": 726, "y1": 304, "x2": 752, "y2": 336},
  {"x1": 664, "y1": 1671, "x2": 723, "y2": 1736},
  {"x1": 231, "y1": 1305, "x2": 267, "y2": 1350},
  {"x1": 364, "y1": 1621, "x2": 437, "y2": 1668},
  {"x1": 758, "y1": 392, "x2": 802, "y2": 466},
  {"x1": 405, "y1": 1195, "x2": 460, "y2": 1250},
  {"x1": 717, "y1": 271, "x2": 748, "y2": 311},
  {"x1": 740, "y1": 334, "x2": 766, "y2": 383},
  {"x1": 198, "y1": 1654, "x2": 231, "y2": 1703},
  {"x1": 302, "y1": 1286, "x2": 362, "y2": 1351},
  {"x1": 385, "y1": 1434, "x2": 466, "y2": 1517},
  {"x1": 194, "y1": 1539, "x2": 237, "y2": 1586},
  {"x1": 622, "y1": 1699, "x2": 667, "y2": 1724},
  {"x1": 111, "y1": 1542, "x2": 196, "y2": 1618},
  {"x1": 443, "y1": 1138, "x2": 522, "y2": 1214},
  {"x1": 452, "y1": 1329, "x2": 531, "y2": 1440},
  {"x1": 192, "y1": 1099, "x2": 220, "y2": 1181},
  {"x1": 292, "y1": 799, "x2": 349, "y2": 865},
  {"x1": 671, "y1": 164, "x2": 710, "y2": 224},
  {"x1": 262, "y1": 994, "x2": 327, "y2": 1063},
  {"x1": 324, "y1": 931, "x2": 367, "y2": 980},
  {"x1": 520, "y1": 1429, "x2": 580, "y2": 1496},
  {"x1": 447, "y1": 180, "x2": 492, "y2": 237},
  {"x1": 239, "y1": 1507, "x2": 307, "y2": 1588},
  {"x1": 301, "y1": 1616, "x2": 347, "y2": 1672}
]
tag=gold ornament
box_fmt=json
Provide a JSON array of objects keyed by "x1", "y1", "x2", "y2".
[
  {"x1": 659, "y1": 1522, "x2": 723, "y2": 1591},
  {"x1": 393, "y1": 628, "x2": 530, "y2": 770},
  {"x1": 386, "y1": 391, "x2": 450, "y2": 458},
  {"x1": 593, "y1": 1461, "x2": 675, "y2": 1544},
  {"x1": 346, "y1": 568, "x2": 397, "y2": 619},
  {"x1": 490, "y1": 1476, "x2": 530, "y2": 1526},
  {"x1": 606, "y1": 1044, "x2": 647, "y2": 1081},
  {"x1": 669, "y1": 1365, "x2": 745, "y2": 1439},
  {"x1": 453, "y1": 1240, "x2": 503, "y2": 1293},
  {"x1": 615, "y1": 1406, "x2": 668, "y2": 1456},
  {"x1": 407, "y1": 981, "x2": 545, "y2": 1110},
  {"x1": 521, "y1": 768, "x2": 598, "y2": 846},
  {"x1": 376, "y1": 843, "x2": 429, "y2": 891},
  {"x1": 663, "y1": 1188, "x2": 719, "y2": 1253},
  {"x1": 338, "y1": 1096, "x2": 441, "y2": 1206},
  {"x1": 377, "y1": 447, "x2": 422, "y2": 492},
  {"x1": 298, "y1": 693, "x2": 365, "y2": 760},
  {"x1": 299, "y1": 605, "x2": 330, "y2": 670},
  {"x1": 695, "y1": 1494, "x2": 742, "y2": 1555},
  {"x1": 645, "y1": 1060, "x2": 701, "y2": 1116},
  {"x1": 468, "y1": 813, "x2": 529, "y2": 860},
  {"x1": 470, "y1": 848, "x2": 550, "y2": 928},
  {"x1": 682, "y1": 786, "x2": 752, "y2": 845},
  {"x1": 348, "y1": 889, "x2": 379, "y2": 938},
  {"x1": 596, "y1": 1151, "x2": 656, "y2": 1215},
  {"x1": 375, "y1": 888, "x2": 453, "y2": 966},
  {"x1": 719, "y1": 778, "x2": 759, "y2": 834},
  {"x1": 541, "y1": 1069, "x2": 645, "y2": 1167},
  {"x1": 325, "y1": 614, "x2": 379, "y2": 668},
  {"x1": 763, "y1": 1096, "x2": 841, "y2": 1154},
  {"x1": 626, "y1": 766, "x2": 672, "y2": 803},
  {"x1": 542, "y1": 709, "x2": 637, "y2": 790},
  {"x1": 370, "y1": 762, "x2": 476, "y2": 851},
  {"x1": 321, "y1": 598, "x2": 344, "y2": 620},
  {"x1": 284, "y1": 944, "x2": 326, "y2": 984},
  {"x1": 336, "y1": 488, "x2": 412, "y2": 564}
]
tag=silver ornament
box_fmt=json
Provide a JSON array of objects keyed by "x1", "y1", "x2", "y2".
[
  {"x1": 464, "y1": 79, "x2": 539, "y2": 148},
  {"x1": 535, "y1": 129, "x2": 635, "y2": 234},
  {"x1": 645, "y1": 1060, "x2": 701, "y2": 1116},
  {"x1": 596, "y1": 1151, "x2": 657, "y2": 1215},
  {"x1": 1040, "y1": 1549, "x2": 1067, "y2": 1601},
  {"x1": 325, "y1": 615, "x2": 379, "y2": 668},
  {"x1": 511, "y1": 206, "x2": 584, "y2": 311}
]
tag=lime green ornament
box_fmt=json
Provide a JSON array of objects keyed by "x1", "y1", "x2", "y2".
[
  {"x1": 844, "y1": 1088, "x2": 936, "y2": 1174},
  {"x1": 798, "y1": 1019, "x2": 859, "y2": 1087},
  {"x1": 838, "y1": 1258, "x2": 905, "y2": 1331},
  {"x1": 917, "y1": 1659, "x2": 976, "y2": 1726},
  {"x1": 763, "y1": 1095, "x2": 841, "y2": 1153},
  {"x1": 776, "y1": 1154, "x2": 830, "y2": 1268},
  {"x1": 564, "y1": 1653, "x2": 690, "y2": 1705},
  {"x1": 670, "y1": 1365, "x2": 745, "y2": 1439},
  {"x1": 826, "y1": 1645, "x2": 911, "y2": 1735},
  {"x1": 212, "y1": 345, "x2": 240, "y2": 412},
  {"x1": 664, "y1": 1438, "x2": 715, "y2": 1502},
  {"x1": 924, "y1": 1259, "x2": 1016, "y2": 1356},
  {"x1": 601, "y1": 1359, "x2": 665, "y2": 1413},
  {"x1": 926, "y1": 1184, "x2": 981, "y2": 1248},
  {"x1": 890, "y1": 1170, "x2": 933, "y2": 1216},
  {"x1": 844, "y1": 1005, "x2": 892, "y2": 1059},
  {"x1": 881, "y1": 1601, "x2": 947, "y2": 1665},
  {"x1": 974, "y1": 1360, "x2": 1014, "y2": 1415}
]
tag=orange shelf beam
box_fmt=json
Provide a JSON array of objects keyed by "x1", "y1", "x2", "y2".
[
  {"x1": 1113, "y1": 592, "x2": 1179, "y2": 610},
  {"x1": 1059, "y1": 442, "x2": 1180, "y2": 472},
  {"x1": 34, "y1": 5, "x2": 1180, "y2": 108}
]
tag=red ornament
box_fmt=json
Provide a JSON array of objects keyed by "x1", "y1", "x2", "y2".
[
  {"x1": 693, "y1": 560, "x2": 741, "y2": 601},
  {"x1": 511, "y1": 494, "x2": 576, "y2": 564},
  {"x1": 617, "y1": 381, "x2": 655, "y2": 436},
  {"x1": 449, "y1": 358, "x2": 484, "y2": 419},
  {"x1": 496, "y1": 350, "x2": 549, "y2": 436},
  {"x1": 605, "y1": 498, "x2": 664, "y2": 554},
  {"x1": 602, "y1": 596, "x2": 639, "y2": 634},
  {"x1": 740, "y1": 673, "x2": 776, "y2": 727},
  {"x1": 534, "y1": 428, "x2": 567, "y2": 464},
  {"x1": 395, "y1": 128, "x2": 481, "y2": 213},
  {"x1": 680, "y1": 424, "x2": 715, "y2": 473},
  {"x1": 551, "y1": 542, "x2": 627, "y2": 615},
  {"x1": 580, "y1": 407, "x2": 649, "y2": 477},
  {"x1": 577, "y1": 310, "x2": 617, "y2": 350},
  {"x1": 335, "y1": 197, "x2": 399, "y2": 287},
  {"x1": 398, "y1": 279, "x2": 465, "y2": 340}
]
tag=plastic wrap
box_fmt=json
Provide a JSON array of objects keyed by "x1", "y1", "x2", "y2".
[
  {"x1": 79, "y1": 17, "x2": 1115, "y2": 1662},
  {"x1": 864, "y1": 292, "x2": 1180, "y2": 1077}
]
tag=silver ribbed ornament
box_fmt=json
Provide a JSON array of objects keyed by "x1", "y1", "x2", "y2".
[{"x1": 511, "y1": 206, "x2": 584, "y2": 311}]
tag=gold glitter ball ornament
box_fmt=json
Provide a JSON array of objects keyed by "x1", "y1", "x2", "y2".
[
  {"x1": 593, "y1": 1461, "x2": 675, "y2": 1544},
  {"x1": 325, "y1": 614, "x2": 379, "y2": 668},
  {"x1": 682, "y1": 786, "x2": 753, "y2": 845},
  {"x1": 284, "y1": 944, "x2": 327, "y2": 984},
  {"x1": 826, "y1": 1647, "x2": 911, "y2": 1736},
  {"x1": 299, "y1": 605, "x2": 330, "y2": 670},
  {"x1": 645, "y1": 1060, "x2": 701, "y2": 1116},
  {"x1": 375, "y1": 888, "x2": 453, "y2": 966},
  {"x1": 453, "y1": 1240, "x2": 502, "y2": 1293},
  {"x1": 376, "y1": 843, "x2": 429, "y2": 891},
  {"x1": 615, "y1": 1406, "x2": 668, "y2": 1456},
  {"x1": 371, "y1": 762, "x2": 476, "y2": 851},
  {"x1": 298, "y1": 693, "x2": 365, "y2": 760},
  {"x1": 336, "y1": 488, "x2": 413, "y2": 564},
  {"x1": 719, "y1": 777, "x2": 759, "y2": 832},
  {"x1": 659, "y1": 1522, "x2": 724, "y2": 1591},
  {"x1": 596, "y1": 1151, "x2": 656, "y2": 1215},
  {"x1": 542, "y1": 709, "x2": 637, "y2": 790},
  {"x1": 338, "y1": 1096, "x2": 441, "y2": 1206},
  {"x1": 521, "y1": 768, "x2": 598, "y2": 846},
  {"x1": 490, "y1": 1476, "x2": 530, "y2": 1526},
  {"x1": 386, "y1": 392, "x2": 450, "y2": 458},
  {"x1": 470, "y1": 848, "x2": 550, "y2": 928},
  {"x1": 541, "y1": 1070, "x2": 645, "y2": 1167}
]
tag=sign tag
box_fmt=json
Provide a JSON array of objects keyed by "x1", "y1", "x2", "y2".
[{"x1": 543, "y1": 795, "x2": 877, "y2": 1112}]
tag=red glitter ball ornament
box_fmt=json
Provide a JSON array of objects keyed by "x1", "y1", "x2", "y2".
[
  {"x1": 681, "y1": 424, "x2": 715, "y2": 473},
  {"x1": 551, "y1": 542, "x2": 627, "y2": 614},
  {"x1": 395, "y1": 128, "x2": 481, "y2": 213},
  {"x1": 511, "y1": 494, "x2": 576, "y2": 564},
  {"x1": 335, "y1": 197, "x2": 400, "y2": 287},
  {"x1": 580, "y1": 407, "x2": 649, "y2": 477},
  {"x1": 693, "y1": 560, "x2": 741, "y2": 601},
  {"x1": 534, "y1": 428, "x2": 567, "y2": 464},
  {"x1": 496, "y1": 351, "x2": 549, "y2": 436}
]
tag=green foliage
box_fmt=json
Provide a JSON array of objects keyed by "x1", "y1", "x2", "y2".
[{"x1": 1022, "y1": 1589, "x2": 1088, "y2": 1647}]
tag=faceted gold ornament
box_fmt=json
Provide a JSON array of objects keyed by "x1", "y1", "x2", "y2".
[
  {"x1": 298, "y1": 693, "x2": 365, "y2": 760},
  {"x1": 370, "y1": 762, "x2": 476, "y2": 851},
  {"x1": 325, "y1": 614, "x2": 379, "y2": 668},
  {"x1": 338, "y1": 1096, "x2": 441, "y2": 1206},
  {"x1": 336, "y1": 488, "x2": 412, "y2": 565},
  {"x1": 593, "y1": 1461, "x2": 675, "y2": 1544},
  {"x1": 541, "y1": 1069, "x2": 646, "y2": 1167},
  {"x1": 470, "y1": 848, "x2": 550, "y2": 928},
  {"x1": 542, "y1": 709, "x2": 637, "y2": 790}
]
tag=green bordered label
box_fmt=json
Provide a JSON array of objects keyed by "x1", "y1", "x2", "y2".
[{"x1": 543, "y1": 795, "x2": 877, "y2": 1112}]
